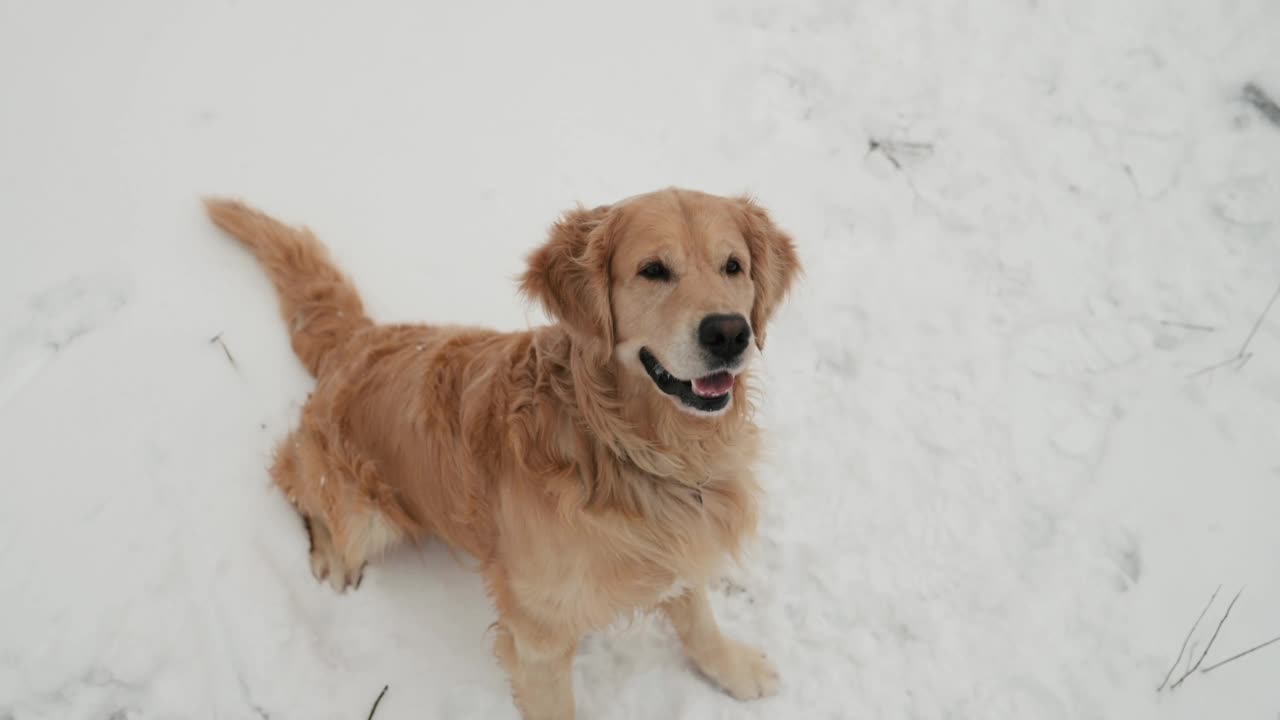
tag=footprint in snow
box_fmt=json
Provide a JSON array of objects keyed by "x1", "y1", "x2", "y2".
[{"x1": 0, "y1": 274, "x2": 131, "y2": 406}]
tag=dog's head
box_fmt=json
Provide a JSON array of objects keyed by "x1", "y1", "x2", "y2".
[{"x1": 521, "y1": 189, "x2": 799, "y2": 417}]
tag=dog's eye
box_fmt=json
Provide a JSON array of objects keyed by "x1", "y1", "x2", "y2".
[
  {"x1": 639, "y1": 261, "x2": 671, "y2": 281},
  {"x1": 724, "y1": 258, "x2": 742, "y2": 276}
]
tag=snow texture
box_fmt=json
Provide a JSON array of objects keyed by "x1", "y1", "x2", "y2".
[{"x1": 2, "y1": 1, "x2": 1279, "y2": 718}]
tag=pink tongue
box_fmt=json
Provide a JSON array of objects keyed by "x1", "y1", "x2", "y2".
[{"x1": 691, "y1": 372, "x2": 734, "y2": 398}]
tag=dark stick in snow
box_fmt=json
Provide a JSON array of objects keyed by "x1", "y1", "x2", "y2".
[
  {"x1": 1200, "y1": 633, "x2": 1280, "y2": 675},
  {"x1": 1188, "y1": 281, "x2": 1280, "y2": 378},
  {"x1": 1159, "y1": 320, "x2": 1215, "y2": 333},
  {"x1": 1188, "y1": 354, "x2": 1251, "y2": 379},
  {"x1": 1234, "y1": 281, "x2": 1280, "y2": 361},
  {"x1": 1243, "y1": 83, "x2": 1280, "y2": 128},
  {"x1": 867, "y1": 138, "x2": 934, "y2": 171},
  {"x1": 209, "y1": 332, "x2": 239, "y2": 370},
  {"x1": 1170, "y1": 587, "x2": 1243, "y2": 690},
  {"x1": 366, "y1": 685, "x2": 389, "y2": 720},
  {"x1": 867, "y1": 139, "x2": 902, "y2": 170},
  {"x1": 1157, "y1": 585, "x2": 1220, "y2": 691}
]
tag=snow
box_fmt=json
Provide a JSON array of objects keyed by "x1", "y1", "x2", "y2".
[{"x1": 2, "y1": 0, "x2": 1279, "y2": 718}]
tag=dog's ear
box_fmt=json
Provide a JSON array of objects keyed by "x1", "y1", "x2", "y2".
[
  {"x1": 520, "y1": 204, "x2": 618, "y2": 346},
  {"x1": 736, "y1": 197, "x2": 800, "y2": 350}
]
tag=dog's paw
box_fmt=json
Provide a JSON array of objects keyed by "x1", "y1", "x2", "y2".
[
  {"x1": 697, "y1": 638, "x2": 779, "y2": 701},
  {"x1": 309, "y1": 546, "x2": 363, "y2": 593},
  {"x1": 330, "y1": 564, "x2": 364, "y2": 593}
]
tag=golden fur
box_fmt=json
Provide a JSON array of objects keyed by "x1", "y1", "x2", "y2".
[{"x1": 205, "y1": 188, "x2": 799, "y2": 719}]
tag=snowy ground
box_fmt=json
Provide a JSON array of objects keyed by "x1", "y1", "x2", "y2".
[{"x1": 3, "y1": 1, "x2": 1279, "y2": 718}]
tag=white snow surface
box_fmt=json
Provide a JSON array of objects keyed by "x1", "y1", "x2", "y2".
[{"x1": 2, "y1": 1, "x2": 1279, "y2": 718}]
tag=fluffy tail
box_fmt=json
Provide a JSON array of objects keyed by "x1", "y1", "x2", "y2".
[{"x1": 205, "y1": 198, "x2": 370, "y2": 376}]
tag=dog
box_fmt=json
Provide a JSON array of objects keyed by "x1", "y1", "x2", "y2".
[{"x1": 206, "y1": 188, "x2": 799, "y2": 719}]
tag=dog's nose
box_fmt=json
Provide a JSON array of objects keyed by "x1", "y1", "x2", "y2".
[{"x1": 698, "y1": 314, "x2": 751, "y2": 363}]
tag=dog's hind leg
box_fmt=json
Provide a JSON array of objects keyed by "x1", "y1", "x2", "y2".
[
  {"x1": 303, "y1": 508, "x2": 400, "y2": 592},
  {"x1": 271, "y1": 427, "x2": 406, "y2": 593},
  {"x1": 301, "y1": 513, "x2": 347, "y2": 590}
]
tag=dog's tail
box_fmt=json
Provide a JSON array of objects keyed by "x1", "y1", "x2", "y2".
[{"x1": 204, "y1": 198, "x2": 371, "y2": 376}]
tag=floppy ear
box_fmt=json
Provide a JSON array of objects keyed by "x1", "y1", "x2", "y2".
[
  {"x1": 736, "y1": 197, "x2": 800, "y2": 350},
  {"x1": 520, "y1": 204, "x2": 617, "y2": 346}
]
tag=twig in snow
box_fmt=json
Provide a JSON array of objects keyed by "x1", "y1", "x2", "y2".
[
  {"x1": 366, "y1": 685, "x2": 389, "y2": 720},
  {"x1": 1234, "y1": 281, "x2": 1280, "y2": 359},
  {"x1": 1169, "y1": 587, "x2": 1243, "y2": 690},
  {"x1": 1243, "y1": 83, "x2": 1280, "y2": 128},
  {"x1": 1157, "y1": 585, "x2": 1220, "y2": 691},
  {"x1": 209, "y1": 332, "x2": 239, "y2": 370},
  {"x1": 867, "y1": 138, "x2": 934, "y2": 171},
  {"x1": 1200, "y1": 633, "x2": 1280, "y2": 675},
  {"x1": 1188, "y1": 353, "x2": 1251, "y2": 379},
  {"x1": 867, "y1": 139, "x2": 902, "y2": 169},
  {"x1": 864, "y1": 138, "x2": 962, "y2": 224},
  {"x1": 1160, "y1": 320, "x2": 1216, "y2": 333},
  {"x1": 1122, "y1": 164, "x2": 1143, "y2": 196},
  {"x1": 1187, "y1": 281, "x2": 1280, "y2": 379}
]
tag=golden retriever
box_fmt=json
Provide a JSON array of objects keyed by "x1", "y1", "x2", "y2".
[{"x1": 205, "y1": 188, "x2": 799, "y2": 719}]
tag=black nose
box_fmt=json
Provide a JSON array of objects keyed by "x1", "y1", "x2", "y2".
[{"x1": 698, "y1": 314, "x2": 752, "y2": 362}]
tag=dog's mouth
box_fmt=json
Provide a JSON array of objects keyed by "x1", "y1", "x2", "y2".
[{"x1": 638, "y1": 348, "x2": 735, "y2": 414}]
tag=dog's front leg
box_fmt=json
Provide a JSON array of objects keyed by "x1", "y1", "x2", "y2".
[
  {"x1": 662, "y1": 584, "x2": 779, "y2": 701},
  {"x1": 494, "y1": 614, "x2": 579, "y2": 720}
]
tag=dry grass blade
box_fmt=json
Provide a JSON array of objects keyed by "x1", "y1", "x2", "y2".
[
  {"x1": 1170, "y1": 587, "x2": 1243, "y2": 690},
  {"x1": 1157, "y1": 585, "x2": 1220, "y2": 691},
  {"x1": 1160, "y1": 320, "x2": 1215, "y2": 332},
  {"x1": 1235, "y1": 282, "x2": 1280, "y2": 359},
  {"x1": 366, "y1": 685, "x2": 389, "y2": 720},
  {"x1": 1200, "y1": 633, "x2": 1280, "y2": 675},
  {"x1": 1188, "y1": 281, "x2": 1279, "y2": 379},
  {"x1": 209, "y1": 332, "x2": 239, "y2": 370}
]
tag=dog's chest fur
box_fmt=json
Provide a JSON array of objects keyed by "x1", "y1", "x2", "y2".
[{"x1": 500, "y1": 454, "x2": 758, "y2": 632}]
